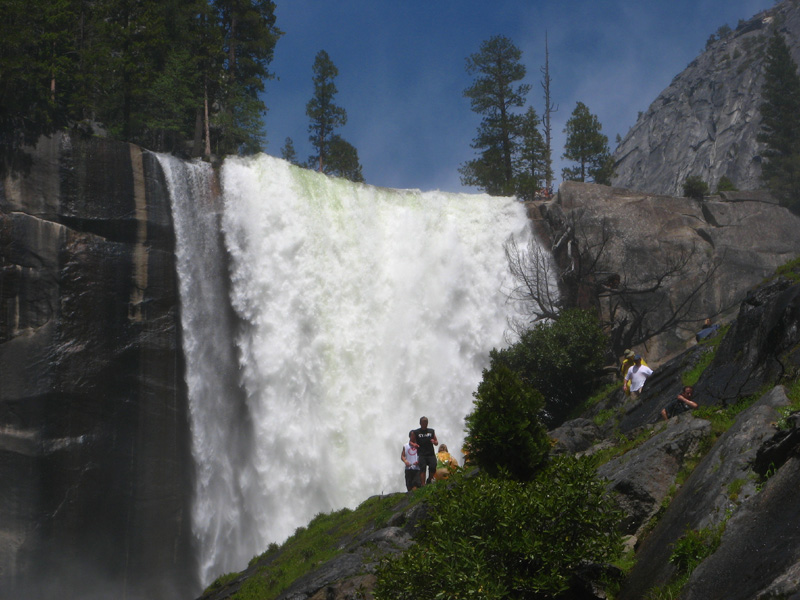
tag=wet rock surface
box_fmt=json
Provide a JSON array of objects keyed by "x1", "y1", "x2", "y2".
[{"x1": 0, "y1": 134, "x2": 196, "y2": 599}]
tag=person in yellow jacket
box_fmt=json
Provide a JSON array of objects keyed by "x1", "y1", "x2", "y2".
[
  {"x1": 434, "y1": 444, "x2": 459, "y2": 481},
  {"x1": 620, "y1": 349, "x2": 648, "y2": 394}
]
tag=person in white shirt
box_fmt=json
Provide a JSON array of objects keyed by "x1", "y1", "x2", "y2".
[
  {"x1": 624, "y1": 355, "x2": 654, "y2": 399},
  {"x1": 401, "y1": 430, "x2": 420, "y2": 491}
]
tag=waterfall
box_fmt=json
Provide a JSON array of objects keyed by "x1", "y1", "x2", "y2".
[{"x1": 161, "y1": 153, "x2": 533, "y2": 586}]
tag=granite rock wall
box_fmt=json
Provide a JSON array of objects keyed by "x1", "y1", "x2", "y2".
[{"x1": 0, "y1": 134, "x2": 196, "y2": 599}]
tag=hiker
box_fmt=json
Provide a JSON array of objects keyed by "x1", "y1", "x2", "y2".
[
  {"x1": 624, "y1": 355, "x2": 653, "y2": 399},
  {"x1": 661, "y1": 386, "x2": 698, "y2": 420},
  {"x1": 434, "y1": 444, "x2": 458, "y2": 481},
  {"x1": 414, "y1": 416, "x2": 439, "y2": 485},
  {"x1": 621, "y1": 350, "x2": 648, "y2": 394},
  {"x1": 401, "y1": 430, "x2": 420, "y2": 491},
  {"x1": 696, "y1": 318, "x2": 721, "y2": 342}
]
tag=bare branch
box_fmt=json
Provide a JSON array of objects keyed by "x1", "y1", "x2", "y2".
[
  {"x1": 504, "y1": 234, "x2": 560, "y2": 334},
  {"x1": 506, "y1": 206, "x2": 726, "y2": 354}
]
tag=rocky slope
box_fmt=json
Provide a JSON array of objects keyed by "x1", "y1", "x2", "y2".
[
  {"x1": 197, "y1": 264, "x2": 800, "y2": 600},
  {"x1": 0, "y1": 134, "x2": 197, "y2": 599},
  {"x1": 611, "y1": 0, "x2": 800, "y2": 196},
  {"x1": 534, "y1": 181, "x2": 800, "y2": 360},
  {"x1": 2, "y1": 136, "x2": 799, "y2": 600}
]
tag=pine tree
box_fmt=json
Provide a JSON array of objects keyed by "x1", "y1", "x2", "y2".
[
  {"x1": 758, "y1": 32, "x2": 800, "y2": 211},
  {"x1": 0, "y1": 0, "x2": 77, "y2": 170},
  {"x1": 514, "y1": 107, "x2": 548, "y2": 200},
  {"x1": 460, "y1": 35, "x2": 530, "y2": 196},
  {"x1": 306, "y1": 50, "x2": 347, "y2": 173},
  {"x1": 562, "y1": 101, "x2": 614, "y2": 184},
  {"x1": 281, "y1": 137, "x2": 298, "y2": 164},
  {"x1": 325, "y1": 135, "x2": 364, "y2": 182}
]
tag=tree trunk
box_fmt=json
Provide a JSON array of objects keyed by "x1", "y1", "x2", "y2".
[
  {"x1": 541, "y1": 32, "x2": 556, "y2": 191},
  {"x1": 204, "y1": 84, "x2": 211, "y2": 159},
  {"x1": 192, "y1": 107, "x2": 203, "y2": 157}
]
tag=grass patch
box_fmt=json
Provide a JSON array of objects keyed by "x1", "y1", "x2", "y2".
[
  {"x1": 643, "y1": 521, "x2": 727, "y2": 599},
  {"x1": 206, "y1": 491, "x2": 428, "y2": 600},
  {"x1": 693, "y1": 386, "x2": 766, "y2": 438},
  {"x1": 727, "y1": 477, "x2": 747, "y2": 502},
  {"x1": 591, "y1": 426, "x2": 659, "y2": 467},
  {"x1": 568, "y1": 381, "x2": 620, "y2": 422},
  {"x1": 205, "y1": 572, "x2": 240, "y2": 594},
  {"x1": 774, "y1": 370, "x2": 800, "y2": 429},
  {"x1": 773, "y1": 255, "x2": 800, "y2": 283},
  {"x1": 669, "y1": 522, "x2": 725, "y2": 573},
  {"x1": 682, "y1": 325, "x2": 729, "y2": 387},
  {"x1": 593, "y1": 407, "x2": 620, "y2": 427},
  {"x1": 784, "y1": 372, "x2": 800, "y2": 405}
]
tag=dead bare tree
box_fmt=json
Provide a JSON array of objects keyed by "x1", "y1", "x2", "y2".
[
  {"x1": 505, "y1": 208, "x2": 723, "y2": 354},
  {"x1": 599, "y1": 244, "x2": 722, "y2": 352},
  {"x1": 504, "y1": 234, "x2": 561, "y2": 333},
  {"x1": 540, "y1": 32, "x2": 557, "y2": 193}
]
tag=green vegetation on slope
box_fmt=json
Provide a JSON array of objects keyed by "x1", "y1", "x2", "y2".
[
  {"x1": 374, "y1": 461, "x2": 623, "y2": 600},
  {"x1": 203, "y1": 491, "x2": 429, "y2": 600}
]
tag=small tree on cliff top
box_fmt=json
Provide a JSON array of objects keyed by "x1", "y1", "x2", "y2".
[
  {"x1": 562, "y1": 101, "x2": 614, "y2": 185},
  {"x1": 306, "y1": 50, "x2": 347, "y2": 174},
  {"x1": 460, "y1": 35, "x2": 530, "y2": 196}
]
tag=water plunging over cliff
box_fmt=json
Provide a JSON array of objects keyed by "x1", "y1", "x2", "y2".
[{"x1": 161, "y1": 153, "x2": 533, "y2": 586}]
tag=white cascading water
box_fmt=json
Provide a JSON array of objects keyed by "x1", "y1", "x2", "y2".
[{"x1": 161, "y1": 153, "x2": 534, "y2": 586}]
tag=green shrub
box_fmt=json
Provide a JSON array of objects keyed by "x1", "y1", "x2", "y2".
[
  {"x1": 463, "y1": 363, "x2": 550, "y2": 481},
  {"x1": 773, "y1": 255, "x2": 800, "y2": 283},
  {"x1": 683, "y1": 176, "x2": 709, "y2": 200},
  {"x1": 492, "y1": 308, "x2": 608, "y2": 426},
  {"x1": 669, "y1": 523, "x2": 725, "y2": 574},
  {"x1": 716, "y1": 175, "x2": 738, "y2": 192},
  {"x1": 374, "y1": 458, "x2": 623, "y2": 600}
]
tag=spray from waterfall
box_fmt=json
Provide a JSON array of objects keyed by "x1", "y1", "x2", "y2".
[{"x1": 162, "y1": 153, "x2": 535, "y2": 586}]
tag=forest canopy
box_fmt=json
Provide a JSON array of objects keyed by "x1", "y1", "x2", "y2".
[{"x1": 0, "y1": 0, "x2": 281, "y2": 168}]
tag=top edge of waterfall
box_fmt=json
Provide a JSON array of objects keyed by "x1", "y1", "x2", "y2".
[{"x1": 221, "y1": 152, "x2": 522, "y2": 202}]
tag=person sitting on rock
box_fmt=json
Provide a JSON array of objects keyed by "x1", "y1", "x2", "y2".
[
  {"x1": 696, "y1": 317, "x2": 721, "y2": 342},
  {"x1": 661, "y1": 386, "x2": 699, "y2": 420}
]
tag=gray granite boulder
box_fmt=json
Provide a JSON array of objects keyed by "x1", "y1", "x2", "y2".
[
  {"x1": 598, "y1": 416, "x2": 711, "y2": 537},
  {"x1": 538, "y1": 182, "x2": 800, "y2": 361},
  {"x1": 619, "y1": 386, "x2": 792, "y2": 599}
]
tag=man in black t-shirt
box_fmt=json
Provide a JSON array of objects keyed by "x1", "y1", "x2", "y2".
[{"x1": 414, "y1": 416, "x2": 438, "y2": 485}]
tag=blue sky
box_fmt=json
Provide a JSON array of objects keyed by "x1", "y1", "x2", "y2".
[{"x1": 261, "y1": 0, "x2": 776, "y2": 193}]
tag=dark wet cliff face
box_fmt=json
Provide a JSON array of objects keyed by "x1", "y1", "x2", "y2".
[{"x1": 0, "y1": 134, "x2": 197, "y2": 599}]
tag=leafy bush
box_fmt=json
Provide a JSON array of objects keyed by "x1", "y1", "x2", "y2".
[
  {"x1": 491, "y1": 308, "x2": 608, "y2": 426},
  {"x1": 683, "y1": 176, "x2": 709, "y2": 200},
  {"x1": 669, "y1": 523, "x2": 725, "y2": 573},
  {"x1": 716, "y1": 175, "x2": 738, "y2": 192},
  {"x1": 463, "y1": 363, "x2": 550, "y2": 481},
  {"x1": 374, "y1": 458, "x2": 623, "y2": 600}
]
